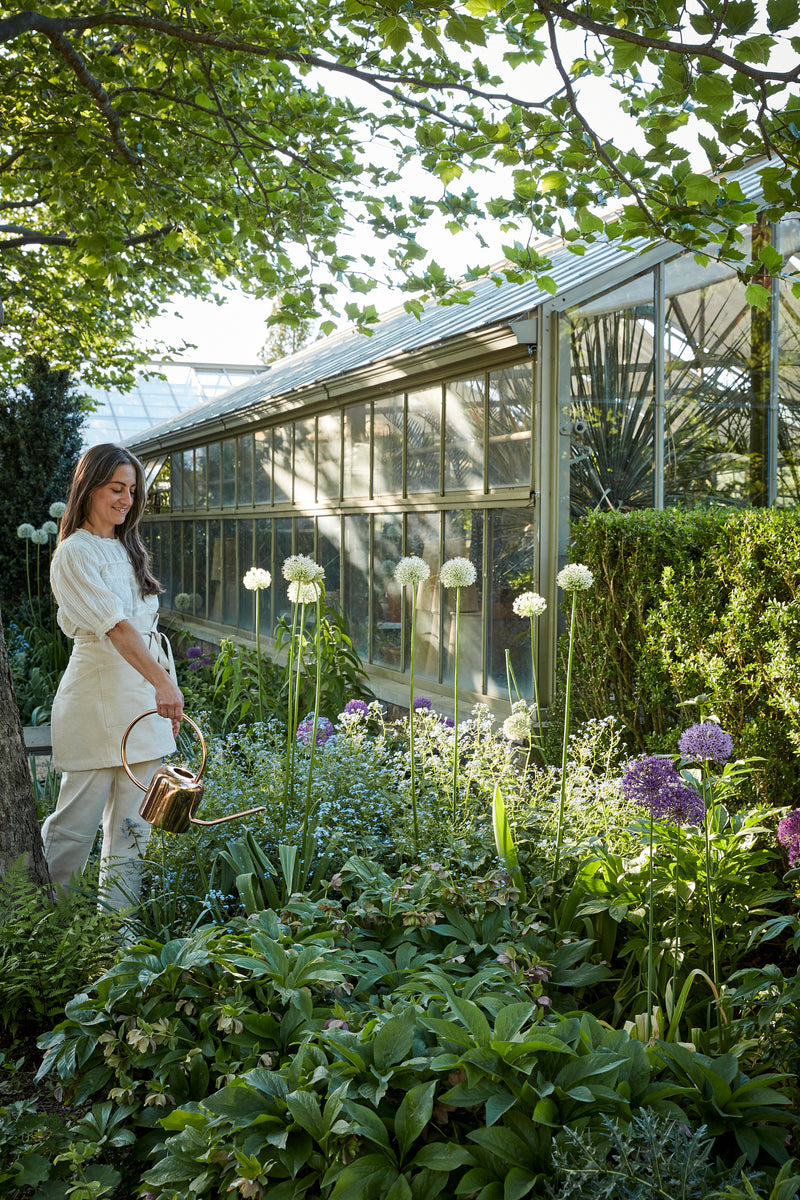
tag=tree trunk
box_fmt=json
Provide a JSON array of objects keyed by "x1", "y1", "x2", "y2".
[{"x1": 0, "y1": 602, "x2": 51, "y2": 887}]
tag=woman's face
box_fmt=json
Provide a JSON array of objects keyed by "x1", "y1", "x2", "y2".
[{"x1": 84, "y1": 463, "x2": 137, "y2": 537}]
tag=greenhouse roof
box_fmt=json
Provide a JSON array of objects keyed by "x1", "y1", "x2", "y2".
[{"x1": 128, "y1": 159, "x2": 769, "y2": 453}]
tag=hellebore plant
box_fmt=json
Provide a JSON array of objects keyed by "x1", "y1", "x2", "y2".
[
  {"x1": 553, "y1": 562, "x2": 594, "y2": 880},
  {"x1": 394, "y1": 555, "x2": 430, "y2": 846},
  {"x1": 440, "y1": 556, "x2": 478, "y2": 819},
  {"x1": 242, "y1": 567, "x2": 272, "y2": 726}
]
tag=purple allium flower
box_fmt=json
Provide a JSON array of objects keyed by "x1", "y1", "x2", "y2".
[
  {"x1": 678, "y1": 722, "x2": 733, "y2": 764},
  {"x1": 622, "y1": 755, "x2": 705, "y2": 826},
  {"x1": 777, "y1": 808, "x2": 800, "y2": 867},
  {"x1": 343, "y1": 699, "x2": 370, "y2": 718},
  {"x1": 412, "y1": 696, "x2": 432, "y2": 711},
  {"x1": 439, "y1": 716, "x2": 455, "y2": 729},
  {"x1": 187, "y1": 656, "x2": 212, "y2": 672},
  {"x1": 296, "y1": 715, "x2": 335, "y2": 746},
  {"x1": 186, "y1": 646, "x2": 203, "y2": 659}
]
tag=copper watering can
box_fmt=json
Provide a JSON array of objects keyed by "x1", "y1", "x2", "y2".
[{"x1": 121, "y1": 710, "x2": 266, "y2": 833}]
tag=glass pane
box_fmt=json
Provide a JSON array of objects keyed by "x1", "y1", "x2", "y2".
[
  {"x1": 372, "y1": 513, "x2": 403, "y2": 668},
  {"x1": 255, "y1": 517, "x2": 273, "y2": 632},
  {"x1": 296, "y1": 514, "x2": 314, "y2": 560},
  {"x1": 344, "y1": 513, "x2": 370, "y2": 660},
  {"x1": 238, "y1": 434, "x2": 254, "y2": 507},
  {"x1": 318, "y1": 515, "x2": 341, "y2": 605},
  {"x1": 407, "y1": 385, "x2": 441, "y2": 494},
  {"x1": 442, "y1": 510, "x2": 483, "y2": 691},
  {"x1": 208, "y1": 519, "x2": 222, "y2": 623},
  {"x1": 194, "y1": 445, "x2": 207, "y2": 510},
  {"x1": 488, "y1": 362, "x2": 532, "y2": 490},
  {"x1": 181, "y1": 519, "x2": 194, "y2": 611},
  {"x1": 487, "y1": 508, "x2": 536, "y2": 695},
  {"x1": 373, "y1": 395, "x2": 404, "y2": 495},
  {"x1": 254, "y1": 430, "x2": 271, "y2": 505},
  {"x1": 275, "y1": 517, "x2": 293, "y2": 622},
  {"x1": 160, "y1": 522, "x2": 173, "y2": 609},
  {"x1": 407, "y1": 511, "x2": 441, "y2": 681},
  {"x1": 238, "y1": 519, "x2": 255, "y2": 631},
  {"x1": 777, "y1": 217, "x2": 800, "y2": 505},
  {"x1": 222, "y1": 519, "x2": 238, "y2": 625},
  {"x1": 274, "y1": 424, "x2": 292, "y2": 503},
  {"x1": 295, "y1": 418, "x2": 316, "y2": 503},
  {"x1": 343, "y1": 403, "x2": 370, "y2": 498},
  {"x1": 445, "y1": 376, "x2": 484, "y2": 492},
  {"x1": 664, "y1": 230, "x2": 760, "y2": 507},
  {"x1": 147, "y1": 461, "x2": 170, "y2": 514},
  {"x1": 171, "y1": 520, "x2": 183, "y2": 609},
  {"x1": 171, "y1": 452, "x2": 183, "y2": 512},
  {"x1": 193, "y1": 521, "x2": 207, "y2": 619},
  {"x1": 222, "y1": 439, "x2": 236, "y2": 508},
  {"x1": 317, "y1": 412, "x2": 341, "y2": 500},
  {"x1": 182, "y1": 450, "x2": 194, "y2": 509},
  {"x1": 208, "y1": 442, "x2": 221, "y2": 508}
]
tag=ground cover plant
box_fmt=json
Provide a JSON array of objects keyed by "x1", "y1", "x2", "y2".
[{"x1": 3, "y1": 552, "x2": 799, "y2": 1199}]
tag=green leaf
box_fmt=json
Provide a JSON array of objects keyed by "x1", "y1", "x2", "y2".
[
  {"x1": 540, "y1": 170, "x2": 568, "y2": 194},
  {"x1": 757, "y1": 242, "x2": 783, "y2": 273},
  {"x1": 395, "y1": 1081, "x2": 436, "y2": 1160},
  {"x1": 745, "y1": 282, "x2": 771, "y2": 309},
  {"x1": 492, "y1": 785, "x2": 526, "y2": 901},
  {"x1": 683, "y1": 174, "x2": 720, "y2": 205},
  {"x1": 286, "y1": 1090, "x2": 326, "y2": 1141},
  {"x1": 504, "y1": 1166, "x2": 538, "y2": 1200},
  {"x1": 449, "y1": 995, "x2": 492, "y2": 1046},
  {"x1": 492, "y1": 1003, "x2": 536, "y2": 1044},
  {"x1": 767, "y1": 0, "x2": 799, "y2": 30},
  {"x1": 412, "y1": 1143, "x2": 475, "y2": 1171},
  {"x1": 373, "y1": 1010, "x2": 417, "y2": 1072}
]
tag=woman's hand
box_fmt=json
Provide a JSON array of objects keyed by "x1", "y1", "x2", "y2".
[{"x1": 155, "y1": 675, "x2": 184, "y2": 730}]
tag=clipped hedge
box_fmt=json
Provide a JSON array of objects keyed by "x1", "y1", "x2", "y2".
[{"x1": 565, "y1": 506, "x2": 800, "y2": 802}]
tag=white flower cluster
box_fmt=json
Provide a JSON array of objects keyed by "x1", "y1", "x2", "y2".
[
  {"x1": 394, "y1": 556, "x2": 430, "y2": 587},
  {"x1": 439, "y1": 557, "x2": 477, "y2": 589},
  {"x1": 556, "y1": 562, "x2": 594, "y2": 593},
  {"x1": 174, "y1": 592, "x2": 193, "y2": 612},
  {"x1": 243, "y1": 567, "x2": 272, "y2": 591},
  {"x1": 49, "y1": 501, "x2": 67, "y2": 519},
  {"x1": 287, "y1": 580, "x2": 320, "y2": 604},
  {"x1": 282, "y1": 555, "x2": 324, "y2": 585},
  {"x1": 17, "y1": 524, "x2": 35, "y2": 539},
  {"x1": 513, "y1": 591, "x2": 547, "y2": 618}
]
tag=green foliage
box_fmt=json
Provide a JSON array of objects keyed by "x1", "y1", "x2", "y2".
[
  {"x1": 0, "y1": 355, "x2": 86, "y2": 609},
  {"x1": 7, "y1": 617, "x2": 69, "y2": 725},
  {"x1": 273, "y1": 598, "x2": 374, "y2": 723},
  {"x1": 567, "y1": 507, "x2": 800, "y2": 802},
  {"x1": 0, "y1": 858, "x2": 119, "y2": 1035}
]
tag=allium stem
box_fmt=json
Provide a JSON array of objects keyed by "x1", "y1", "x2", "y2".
[
  {"x1": 254, "y1": 590, "x2": 265, "y2": 727},
  {"x1": 646, "y1": 808, "x2": 655, "y2": 1043},
  {"x1": 304, "y1": 592, "x2": 323, "y2": 833},
  {"x1": 281, "y1": 598, "x2": 301, "y2": 832},
  {"x1": 703, "y1": 782, "x2": 719, "y2": 1001},
  {"x1": 408, "y1": 587, "x2": 419, "y2": 848},
  {"x1": 451, "y1": 584, "x2": 461, "y2": 820},
  {"x1": 553, "y1": 591, "x2": 577, "y2": 880},
  {"x1": 529, "y1": 615, "x2": 544, "y2": 754}
]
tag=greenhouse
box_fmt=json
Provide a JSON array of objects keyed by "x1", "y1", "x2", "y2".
[{"x1": 127, "y1": 161, "x2": 800, "y2": 713}]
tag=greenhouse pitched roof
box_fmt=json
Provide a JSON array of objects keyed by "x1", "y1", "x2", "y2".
[{"x1": 128, "y1": 159, "x2": 768, "y2": 452}]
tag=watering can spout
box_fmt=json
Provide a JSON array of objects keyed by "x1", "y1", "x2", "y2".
[{"x1": 121, "y1": 710, "x2": 267, "y2": 833}]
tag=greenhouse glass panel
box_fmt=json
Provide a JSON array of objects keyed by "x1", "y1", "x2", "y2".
[
  {"x1": 373, "y1": 395, "x2": 404, "y2": 496},
  {"x1": 488, "y1": 363, "x2": 532, "y2": 489},
  {"x1": 181, "y1": 519, "x2": 195, "y2": 608},
  {"x1": 182, "y1": 450, "x2": 194, "y2": 509},
  {"x1": 372, "y1": 513, "x2": 403, "y2": 669},
  {"x1": 171, "y1": 520, "x2": 183, "y2": 610},
  {"x1": 238, "y1": 519, "x2": 255, "y2": 632},
  {"x1": 343, "y1": 403, "x2": 370, "y2": 498},
  {"x1": 194, "y1": 445, "x2": 207, "y2": 510},
  {"x1": 208, "y1": 442, "x2": 221, "y2": 508},
  {"x1": 254, "y1": 430, "x2": 271, "y2": 505},
  {"x1": 442, "y1": 510, "x2": 483, "y2": 692},
  {"x1": 445, "y1": 376, "x2": 484, "y2": 492},
  {"x1": 275, "y1": 517, "x2": 294, "y2": 623},
  {"x1": 664, "y1": 231, "x2": 759, "y2": 507},
  {"x1": 274, "y1": 424, "x2": 292, "y2": 504},
  {"x1": 343, "y1": 513, "x2": 370, "y2": 659},
  {"x1": 407, "y1": 385, "x2": 442, "y2": 494},
  {"x1": 296, "y1": 515, "x2": 314, "y2": 561},
  {"x1": 295, "y1": 418, "x2": 316, "y2": 503},
  {"x1": 486, "y1": 509, "x2": 536, "y2": 695},
  {"x1": 147, "y1": 461, "x2": 170, "y2": 514},
  {"x1": 208, "y1": 519, "x2": 222, "y2": 623},
  {"x1": 238, "y1": 434, "x2": 254, "y2": 508},
  {"x1": 407, "y1": 510, "x2": 441, "y2": 680},
  {"x1": 222, "y1": 520, "x2": 238, "y2": 625},
  {"x1": 255, "y1": 518, "x2": 273, "y2": 631},
  {"x1": 318, "y1": 413, "x2": 341, "y2": 500},
  {"x1": 318, "y1": 515, "x2": 342, "y2": 605},
  {"x1": 776, "y1": 218, "x2": 800, "y2": 506},
  {"x1": 171, "y1": 452, "x2": 183, "y2": 512},
  {"x1": 222, "y1": 439, "x2": 236, "y2": 508},
  {"x1": 193, "y1": 520, "x2": 207, "y2": 619},
  {"x1": 567, "y1": 277, "x2": 655, "y2": 516}
]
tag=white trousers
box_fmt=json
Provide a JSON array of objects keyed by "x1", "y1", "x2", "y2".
[{"x1": 41, "y1": 760, "x2": 159, "y2": 912}]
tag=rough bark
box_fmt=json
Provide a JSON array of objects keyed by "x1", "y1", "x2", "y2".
[{"x1": 0, "y1": 601, "x2": 51, "y2": 886}]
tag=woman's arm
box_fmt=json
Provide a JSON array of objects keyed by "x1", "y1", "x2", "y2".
[{"x1": 106, "y1": 619, "x2": 184, "y2": 733}]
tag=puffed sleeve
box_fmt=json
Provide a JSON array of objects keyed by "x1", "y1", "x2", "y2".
[{"x1": 50, "y1": 537, "x2": 127, "y2": 638}]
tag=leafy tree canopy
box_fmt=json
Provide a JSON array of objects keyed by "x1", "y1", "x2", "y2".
[{"x1": 1, "y1": 1, "x2": 799, "y2": 384}]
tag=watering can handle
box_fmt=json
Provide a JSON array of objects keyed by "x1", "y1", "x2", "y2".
[{"x1": 121, "y1": 710, "x2": 207, "y2": 791}]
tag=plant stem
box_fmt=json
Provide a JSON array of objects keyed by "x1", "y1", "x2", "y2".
[
  {"x1": 408, "y1": 586, "x2": 419, "y2": 848},
  {"x1": 304, "y1": 593, "x2": 323, "y2": 832},
  {"x1": 281, "y1": 599, "x2": 301, "y2": 832},
  {"x1": 703, "y1": 783, "x2": 719, "y2": 1000},
  {"x1": 530, "y1": 615, "x2": 544, "y2": 754},
  {"x1": 647, "y1": 808, "x2": 655, "y2": 1043},
  {"x1": 451, "y1": 585, "x2": 461, "y2": 820},
  {"x1": 254, "y1": 590, "x2": 265, "y2": 726},
  {"x1": 553, "y1": 592, "x2": 577, "y2": 880}
]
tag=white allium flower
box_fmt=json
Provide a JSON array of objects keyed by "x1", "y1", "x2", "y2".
[
  {"x1": 556, "y1": 562, "x2": 594, "y2": 592},
  {"x1": 174, "y1": 592, "x2": 192, "y2": 611},
  {"x1": 440, "y1": 557, "x2": 477, "y2": 589},
  {"x1": 282, "y1": 554, "x2": 324, "y2": 584},
  {"x1": 30, "y1": 528, "x2": 49, "y2": 545},
  {"x1": 41, "y1": 521, "x2": 58, "y2": 537},
  {"x1": 17, "y1": 523, "x2": 35, "y2": 539},
  {"x1": 288, "y1": 580, "x2": 320, "y2": 604},
  {"x1": 513, "y1": 591, "x2": 547, "y2": 618},
  {"x1": 394, "y1": 556, "x2": 430, "y2": 586},
  {"x1": 503, "y1": 710, "x2": 532, "y2": 742},
  {"x1": 49, "y1": 502, "x2": 67, "y2": 519},
  {"x1": 243, "y1": 567, "x2": 272, "y2": 591}
]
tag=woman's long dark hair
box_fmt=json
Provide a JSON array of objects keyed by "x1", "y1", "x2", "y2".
[{"x1": 59, "y1": 444, "x2": 162, "y2": 597}]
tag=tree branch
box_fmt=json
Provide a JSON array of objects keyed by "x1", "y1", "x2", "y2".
[{"x1": 0, "y1": 222, "x2": 178, "y2": 250}]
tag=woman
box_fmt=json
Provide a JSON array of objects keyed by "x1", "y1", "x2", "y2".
[{"x1": 41, "y1": 443, "x2": 184, "y2": 911}]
